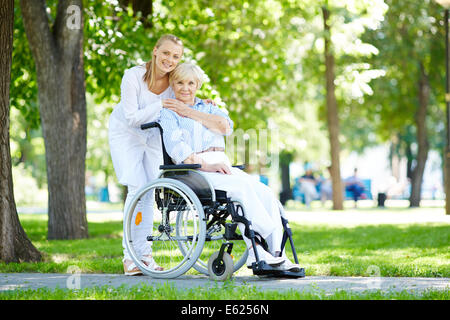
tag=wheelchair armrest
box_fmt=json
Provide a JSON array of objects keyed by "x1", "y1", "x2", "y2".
[
  {"x1": 160, "y1": 164, "x2": 201, "y2": 170},
  {"x1": 232, "y1": 165, "x2": 245, "y2": 170}
]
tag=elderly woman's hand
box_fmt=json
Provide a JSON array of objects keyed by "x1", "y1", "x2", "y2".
[
  {"x1": 162, "y1": 99, "x2": 192, "y2": 117},
  {"x1": 201, "y1": 162, "x2": 231, "y2": 175}
]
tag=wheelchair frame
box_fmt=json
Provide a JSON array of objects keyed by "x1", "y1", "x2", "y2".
[{"x1": 123, "y1": 121, "x2": 305, "y2": 280}]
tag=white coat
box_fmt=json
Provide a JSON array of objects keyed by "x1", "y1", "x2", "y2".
[{"x1": 108, "y1": 65, "x2": 174, "y2": 188}]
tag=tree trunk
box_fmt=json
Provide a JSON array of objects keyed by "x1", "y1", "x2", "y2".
[
  {"x1": 279, "y1": 151, "x2": 293, "y2": 205},
  {"x1": 409, "y1": 63, "x2": 430, "y2": 207},
  {"x1": 20, "y1": 0, "x2": 88, "y2": 239},
  {"x1": 390, "y1": 136, "x2": 400, "y2": 181},
  {"x1": 405, "y1": 140, "x2": 413, "y2": 180},
  {"x1": 445, "y1": 8, "x2": 450, "y2": 215},
  {"x1": 0, "y1": 0, "x2": 41, "y2": 263},
  {"x1": 445, "y1": 145, "x2": 450, "y2": 213},
  {"x1": 322, "y1": 6, "x2": 344, "y2": 210},
  {"x1": 119, "y1": 0, "x2": 153, "y2": 28}
]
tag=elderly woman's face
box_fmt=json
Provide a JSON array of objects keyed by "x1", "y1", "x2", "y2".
[{"x1": 172, "y1": 77, "x2": 198, "y2": 105}]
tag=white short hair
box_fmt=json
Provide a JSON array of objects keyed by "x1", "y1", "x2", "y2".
[{"x1": 169, "y1": 63, "x2": 204, "y2": 89}]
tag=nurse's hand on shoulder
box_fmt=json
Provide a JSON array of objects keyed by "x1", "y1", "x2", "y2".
[
  {"x1": 201, "y1": 162, "x2": 231, "y2": 175},
  {"x1": 162, "y1": 99, "x2": 191, "y2": 117},
  {"x1": 204, "y1": 98, "x2": 217, "y2": 106}
]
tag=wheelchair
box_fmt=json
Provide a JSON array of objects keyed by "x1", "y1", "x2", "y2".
[{"x1": 123, "y1": 122, "x2": 305, "y2": 280}]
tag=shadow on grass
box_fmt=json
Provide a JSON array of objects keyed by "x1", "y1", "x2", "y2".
[
  {"x1": 289, "y1": 223, "x2": 450, "y2": 277},
  {"x1": 3, "y1": 214, "x2": 449, "y2": 277},
  {"x1": 291, "y1": 224, "x2": 450, "y2": 250}
]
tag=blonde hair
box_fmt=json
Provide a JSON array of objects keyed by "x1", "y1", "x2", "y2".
[
  {"x1": 169, "y1": 63, "x2": 204, "y2": 89},
  {"x1": 143, "y1": 34, "x2": 183, "y2": 90}
]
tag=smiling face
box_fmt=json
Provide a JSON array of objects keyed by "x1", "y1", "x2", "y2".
[
  {"x1": 172, "y1": 77, "x2": 198, "y2": 105},
  {"x1": 169, "y1": 63, "x2": 204, "y2": 106},
  {"x1": 153, "y1": 40, "x2": 183, "y2": 74}
]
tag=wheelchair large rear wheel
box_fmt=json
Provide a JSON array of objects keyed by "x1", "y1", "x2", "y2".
[{"x1": 124, "y1": 178, "x2": 206, "y2": 278}]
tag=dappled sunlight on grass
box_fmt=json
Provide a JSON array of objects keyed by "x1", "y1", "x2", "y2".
[
  {"x1": 1, "y1": 211, "x2": 448, "y2": 278},
  {"x1": 290, "y1": 222, "x2": 450, "y2": 277}
]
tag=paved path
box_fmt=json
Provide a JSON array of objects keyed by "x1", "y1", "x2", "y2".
[{"x1": 1, "y1": 273, "x2": 448, "y2": 294}]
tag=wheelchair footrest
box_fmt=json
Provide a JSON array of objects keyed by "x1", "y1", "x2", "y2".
[{"x1": 250, "y1": 261, "x2": 306, "y2": 278}]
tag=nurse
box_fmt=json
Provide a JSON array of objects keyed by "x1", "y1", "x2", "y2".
[{"x1": 108, "y1": 35, "x2": 218, "y2": 275}]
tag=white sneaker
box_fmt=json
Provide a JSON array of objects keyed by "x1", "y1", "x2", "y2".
[
  {"x1": 276, "y1": 258, "x2": 302, "y2": 272},
  {"x1": 246, "y1": 246, "x2": 285, "y2": 268}
]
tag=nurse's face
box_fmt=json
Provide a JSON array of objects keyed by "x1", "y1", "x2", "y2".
[
  {"x1": 172, "y1": 76, "x2": 198, "y2": 105},
  {"x1": 153, "y1": 40, "x2": 183, "y2": 74}
]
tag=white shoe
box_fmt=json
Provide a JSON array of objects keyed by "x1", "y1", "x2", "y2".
[
  {"x1": 276, "y1": 258, "x2": 302, "y2": 272},
  {"x1": 141, "y1": 255, "x2": 164, "y2": 271},
  {"x1": 123, "y1": 259, "x2": 143, "y2": 276},
  {"x1": 246, "y1": 246, "x2": 285, "y2": 268}
]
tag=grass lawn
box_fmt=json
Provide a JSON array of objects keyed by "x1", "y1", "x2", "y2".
[{"x1": 1, "y1": 202, "x2": 449, "y2": 299}]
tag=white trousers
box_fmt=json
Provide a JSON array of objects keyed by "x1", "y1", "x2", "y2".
[
  {"x1": 108, "y1": 116, "x2": 161, "y2": 261},
  {"x1": 123, "y1": 185, "x2": 154, "y2": 261},
  {"x1": 121, "y1": 146, "x2": 158, "y2": 261},
  {"x1": 197, "y1": 152, "x2": 284, "y2": 254}
]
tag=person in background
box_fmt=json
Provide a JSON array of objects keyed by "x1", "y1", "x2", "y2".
[
  {"x1": 319, "y1": 166, "x2": 333, "y2": 206},
  {"x1": 345, "y1": 168, "x2": 365, "y2": 208},
  {"x1": 298, "y1": 168, "x2": 319, "y2": 208}
]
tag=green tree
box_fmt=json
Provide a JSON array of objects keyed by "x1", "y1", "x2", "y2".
[
  {"x1": 11, "y1": 0, "x2": 392, "y2": 214},
  {"x1": 322, "y1": 4, "x2": 344, "y2": 209},
  {"x1": 20, "y1": 0, "x2": 88, "y2": 239},
  {"x1": 0, "y1": 0, "x2": 41, "y2": 263},
  {"x1": 84, "y1": 0, "x2": 308, "y2": 199},
  {"x1": 362, "y1": 0, "x2": 445, "y2": 207},
  {"x1": 286, "y1": 0, "x2": 387, "y2": 208}
]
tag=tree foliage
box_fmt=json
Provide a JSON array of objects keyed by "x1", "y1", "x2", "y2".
[
  {"x1": 361, "y1": 0, "x2": 446, "y2": 205},
  {"x1": 10, "y1": 0, "x2": 447, "y2": 208}
]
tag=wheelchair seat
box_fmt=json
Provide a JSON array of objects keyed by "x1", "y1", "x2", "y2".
[{"x1": 161, "y1": 169, "x2": 229, "y2": 205}]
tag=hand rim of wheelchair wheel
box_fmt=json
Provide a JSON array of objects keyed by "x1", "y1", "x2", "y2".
[
  {"x1": 207, "y1": 251, "x2": 234, "y2": 281},
  {"x1": 124, "y1": 178, "x2": 206, "y2": 279}
]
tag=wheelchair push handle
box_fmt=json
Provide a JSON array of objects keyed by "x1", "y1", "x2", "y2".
[
  {"x1": 141, "y1": 121, "x2": 173, "y2": 166},
  {"x1": 140, "y1": 122, "x2": 201, "y2": 170},
  {"x1": 141, "y1": 121, "x2": 162, "y2": 131}
]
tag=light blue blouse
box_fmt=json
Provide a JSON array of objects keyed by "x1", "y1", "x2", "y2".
[{"x1": 159, "y1": 98, "x2": 234, "y2": 164}]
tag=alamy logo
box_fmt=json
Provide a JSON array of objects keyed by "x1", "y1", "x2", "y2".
[
  {"x1": 66, "y1": 265, "x2": 81, "y2": 290},
  {"x1": 66, "y1": 5, "x2": 81, "y2": 30},
  {"x1": 366, "y1": 265, "x2": 382, "y2": 290}
]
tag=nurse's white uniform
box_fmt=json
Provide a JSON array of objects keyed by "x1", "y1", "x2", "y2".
[{"x1": 108, "y1": 65, "x2": 174, "y2": 260}]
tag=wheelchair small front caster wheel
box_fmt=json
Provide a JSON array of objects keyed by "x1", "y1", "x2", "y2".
[{"x1": 208, "y1": 251, "x2": 234, "y2": 281}]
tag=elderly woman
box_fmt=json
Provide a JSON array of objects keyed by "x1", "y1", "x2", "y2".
[{"x1": 159, "y1": 63, "x2": 300, "y2": 272}]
